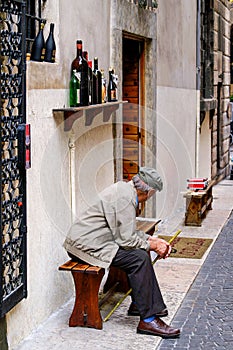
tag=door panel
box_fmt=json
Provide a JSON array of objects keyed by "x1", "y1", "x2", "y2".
[
  {"x1": 123, "y1": 134, "x2": 139, "y2": 148},
  {"x1": 123, "y1": 124, "x2": 138, "y2": 135},
  {"x1": 123, "y1": 148, "x2": 138, "y2": 161},
  {"x1": 123, "y1": 160, "x2": 139, "y2": 179}
]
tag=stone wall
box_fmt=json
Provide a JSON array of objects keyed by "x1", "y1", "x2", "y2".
[{"x1": 211, "y1": 0, "x2": 231, "y2": 179}]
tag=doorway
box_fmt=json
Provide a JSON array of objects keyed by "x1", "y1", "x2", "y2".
[{"x1": 122, "y1": 36, "x2": 145, "y2": 181}]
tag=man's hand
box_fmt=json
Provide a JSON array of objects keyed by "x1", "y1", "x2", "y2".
[{"x1": 148, "y1": 236, "x2": 171, "y2": 259}]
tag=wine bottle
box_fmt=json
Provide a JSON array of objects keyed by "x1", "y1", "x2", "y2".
[
  {"x1": 83, "y1": 51, "x2": 93, "y2": 105},
  {"x1": 30, "y1": 21, "x2": 45, "y2": 62},
  {"x1": 93, "y1": 57, "x2": 102, "y2": 104},
  {"x1": 101, "y1": 69, "x2": 107, "y2": 103},
  {"x1": 108, "y1": 68, "x2": 117, "y2": 102},
  {"x1": 44, "y1": 23, "x2": 56, "y2": 63},
  {"x1": 69, "y1": 69, "x2": 80, "y2": 107},
  {"x1": 92, "y1": 65, "x2": 98, "y2": 104},
  {"x1": 71, "y1": 40, "x2": 89, "y2": 106}
]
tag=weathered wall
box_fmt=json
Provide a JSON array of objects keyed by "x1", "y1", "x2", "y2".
[
  {"x1": 7, "y1": 1, "x2": 113, "y2": 348},
  {"x1": 156, "y1": 0, "x2": 197, "y2": 222},
  {"x1": 7, "y1": 1, "x2": 159, "y2": 348}
]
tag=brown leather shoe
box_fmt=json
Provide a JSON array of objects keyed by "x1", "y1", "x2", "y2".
[
  {"x1": 127, "y1": 302, "x2": 168, "y2": 318},
  {"x1": 137, "y1": 318, "x2": 180, "y2": 338}
]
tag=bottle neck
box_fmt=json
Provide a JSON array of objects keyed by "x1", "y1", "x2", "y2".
[
  {"x1": 76, "y1": 43, "x2": 82, "y2": 58},
  {"x1": 94, "y1": 59, "x2": 98, "y2": 70},
  {"x1": 50, "y1": 24, "x2": 54, "y2": 33}
]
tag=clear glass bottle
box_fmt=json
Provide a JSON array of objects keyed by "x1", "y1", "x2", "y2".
[
  {"x1": 108, "y1": 68, "x2": 117, "y2": 102},
  {"x1": 101, "y1": 69, "x2": 107, "y2": 103}
]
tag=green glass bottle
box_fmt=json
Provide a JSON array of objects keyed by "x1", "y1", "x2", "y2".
[{"x1": 69, "y1": 69, "x2": 80, "y2": 107}]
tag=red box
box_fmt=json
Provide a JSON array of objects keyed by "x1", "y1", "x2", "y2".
[{"x1": 187, "y1": 178, "x2": 208, "y2": 190}]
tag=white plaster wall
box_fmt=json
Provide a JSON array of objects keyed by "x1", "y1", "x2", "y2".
[
  {"x1": 157, "y1": 0, "x2": 196, "y2": 89},
  {"x1": 156, "y1": 87, "x2": 196, "y2": 227},
  {"x1": 156, "y1": 0, "x2": 197, "y2": 228},
  {"x1": 59, "y1": 0, "x2": 111, "y2": 89},
  {"x1": 69, "y1": 113, "x2": 116, "y2": 219}
]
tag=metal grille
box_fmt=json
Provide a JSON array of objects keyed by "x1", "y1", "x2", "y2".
[
  {"x1": 26, "y1": 0, "x2": 44, "y2": 53},
  {"x1": 200, "y1": 0, "x2": 214, "y2": 100},
  {"x1": 126, "y1": 0, "x2": 158, "y2": 10},
  {"x1": 0, "y1": 0, "x2": 27, "y2": 316}
]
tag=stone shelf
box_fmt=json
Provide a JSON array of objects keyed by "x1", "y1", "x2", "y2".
[{"x1": 53, "y1": 101, "x2": 127, "y2": 131}]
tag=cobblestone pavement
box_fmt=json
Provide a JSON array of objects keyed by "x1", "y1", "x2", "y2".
[{"x1": 157, "y1": 209, "x2": 233, "y2": 350}]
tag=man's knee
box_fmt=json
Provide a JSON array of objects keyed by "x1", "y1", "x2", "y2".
[
  {"x1": 133, "y1": 249, "x2": 151, "y2": 267},
  {"x1": 112, "y1": 248, "x2": 151, "y2": 270}
]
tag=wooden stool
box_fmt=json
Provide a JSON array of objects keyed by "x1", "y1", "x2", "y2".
[{"x1": 59, "y1": 260, "x2": 104, "y2": 329}]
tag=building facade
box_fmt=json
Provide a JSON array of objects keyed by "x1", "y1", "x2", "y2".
[
  {"x1": 0, "y1": 1, "x2": 159, "y2": 348},
  {"x1": 156, "y1": 0, "x2": 231, "y2": 224},
  {"x1": 0, "y1": 0, "x2": 231, "y2": 349}
]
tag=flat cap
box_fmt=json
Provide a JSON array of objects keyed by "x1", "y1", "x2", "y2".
[{"x1": 137, "y1": 167, "x2": 163, "y2": 192}]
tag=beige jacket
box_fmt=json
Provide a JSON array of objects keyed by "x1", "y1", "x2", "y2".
[{"x1": 63, "y1": 181, "x2": 150, "y2": 268}]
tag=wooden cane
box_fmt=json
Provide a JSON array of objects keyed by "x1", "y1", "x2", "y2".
[{"x1": 103, "y1": 229, "x2": 182, "y2": 322}]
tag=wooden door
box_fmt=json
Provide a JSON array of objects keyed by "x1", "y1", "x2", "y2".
[{"x1": 122, "y1": 37, "x2": 144, "y2": 181}]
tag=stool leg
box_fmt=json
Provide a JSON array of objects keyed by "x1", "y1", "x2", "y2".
[{"x1": 69, "y1": 270, "x2": 104, "y2": 329}]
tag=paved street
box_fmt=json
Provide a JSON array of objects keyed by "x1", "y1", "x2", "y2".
[
  {"x1": 158, "y1": 207, "x2": 233, "y2": 350},
  {"x1": 13, "y1": 178, "x2": 233, "y2": 350}
]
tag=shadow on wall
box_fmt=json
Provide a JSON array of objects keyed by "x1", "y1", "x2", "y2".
[{"x1": 0, "y1": 317, "x2": 8, "y2": 350}]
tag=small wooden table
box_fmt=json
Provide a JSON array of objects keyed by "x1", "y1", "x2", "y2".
[
  {"x1": 184, "y1": 180, "x2": 214, "y2": 226},
  {"x1": 136, "y1": 218, "x2": 160, "y2": 235}
]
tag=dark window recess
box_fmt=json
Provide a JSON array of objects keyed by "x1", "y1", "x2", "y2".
[
  {"x1": 25, "y1": 0, "x2": 46, "y2": 53},
  {"x1": 200, "y1": 0, "x2": 214, "y2": 100},
  {"x1": 132, "y1": 0, "x2": 158, "y2": 9}
]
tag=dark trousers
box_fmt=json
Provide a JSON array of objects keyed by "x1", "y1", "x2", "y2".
[
  {"x1": 68, "y1": 248, "x2": 166, "y2": 319},
  {"x1": 111, "y1": 248, "x2": 167, "y2": 319}
]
